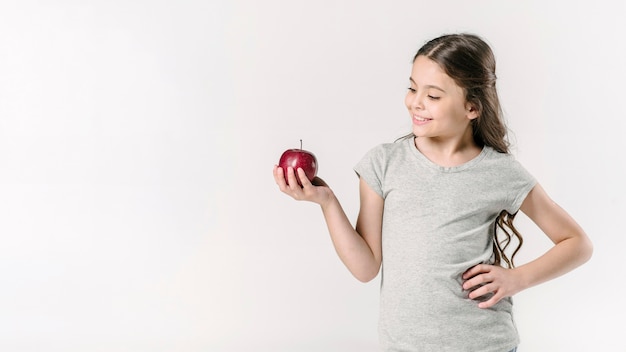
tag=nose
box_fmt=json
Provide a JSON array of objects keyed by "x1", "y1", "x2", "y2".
[{"x1": 407, "y1": 91, "x2": 424, "y2": 110}]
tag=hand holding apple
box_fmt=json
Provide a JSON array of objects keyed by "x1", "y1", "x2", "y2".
[{"x1": 278, "y1": 140, "x2": 318, "y2": 187}]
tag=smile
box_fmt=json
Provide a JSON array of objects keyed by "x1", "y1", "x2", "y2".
[{"x1": 413, "y1": 115, "x2": 432, "y2": 124}]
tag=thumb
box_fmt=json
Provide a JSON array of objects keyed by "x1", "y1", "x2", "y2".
[{"x1": 311, "y1": 176, "x2": 328, "y2": 187}]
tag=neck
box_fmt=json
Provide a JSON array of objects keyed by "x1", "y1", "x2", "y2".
[{"x1": 413, "y1": 130, "x2": 481, "y2": 167}]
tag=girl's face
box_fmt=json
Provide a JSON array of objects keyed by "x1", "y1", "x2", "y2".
[{"x1": 405, "y1": 55, "x2": 478, "y2": 141}]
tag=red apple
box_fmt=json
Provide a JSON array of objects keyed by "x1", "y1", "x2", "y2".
[{"x1": 278, "y1": 140, "x2": 318, "y2": 186}]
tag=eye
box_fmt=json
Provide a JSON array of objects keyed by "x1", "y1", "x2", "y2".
[
  {"x1": 427, "y1": 95, "x2": 440, "y2": 100},
  {"x1": 407, "y1": 87, "x2": 416, "y2": 93}
]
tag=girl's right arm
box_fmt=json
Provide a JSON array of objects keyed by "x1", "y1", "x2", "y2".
[{"x1": 274, "y1": 166, "x2": 383, "y2": 282}]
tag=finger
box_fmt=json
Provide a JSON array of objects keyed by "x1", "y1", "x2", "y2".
[
  {"x1": 478, "y1": 291, "x2": 503, "y2": 309},
  {"x1": 297, "y1": 168, "x2": 312, "y2": 187},
  {"x1": 462, "y1": 264, "x2": 491, "y2": 279},
  {"x1": 286, "y1": 167, "x2": 302, "y2": 190},
  {"x1": 274, "y1": 165, "x2": 284, "y2": 182},
  {"x1": 463, "y1": 272, "x2": 493, "y2": 291},
  {"x1": 274, "y1": 166, "x2": 289, "y2": 190},
  {"x1": 467, "y1": 283, "x2": 496, "y2": 300}
]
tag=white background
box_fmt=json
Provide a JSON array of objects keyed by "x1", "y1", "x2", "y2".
[{"x1": 0, "y1": 1, "x2": 624, "y2": 351}]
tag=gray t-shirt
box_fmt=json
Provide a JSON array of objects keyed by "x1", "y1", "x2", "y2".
[{"x1": 354, "y1": 137, "x2": 536, "y2": 352}]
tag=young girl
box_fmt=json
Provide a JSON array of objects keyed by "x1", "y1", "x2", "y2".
[{"x1": 273, "y1": 33, "x2": 592, "y2": 352}]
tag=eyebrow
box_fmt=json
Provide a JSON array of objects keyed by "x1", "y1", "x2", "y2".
[{"x1": 409, "y1": 77, "x2": 446, "y2": 92}]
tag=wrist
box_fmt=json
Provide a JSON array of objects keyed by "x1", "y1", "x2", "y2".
[
  {"x1": 319, "y1": 190, "x2": 338, "y2": 210},
  {"x1": 512, "y1": 266, "x2": 533, "y2": 292}
]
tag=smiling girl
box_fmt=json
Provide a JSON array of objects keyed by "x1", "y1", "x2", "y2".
[{"x1": 273, "y1": 33, "x2": 592, "y2": 352}]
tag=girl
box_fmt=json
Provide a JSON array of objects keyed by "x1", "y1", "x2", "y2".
[{"x1": 273, "y1": 33, "x2": 592, "y2": 352}]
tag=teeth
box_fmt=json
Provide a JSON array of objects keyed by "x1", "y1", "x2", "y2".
[{"x1": 415, "y1": 116, "x2": 430, "y2": 121}]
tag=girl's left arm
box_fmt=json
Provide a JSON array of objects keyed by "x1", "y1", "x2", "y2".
[
  {"x1": 514, "y1": 183, "x2": 593, "y2": 288},
  {"x1": 463, "y1": 183, "x2": 593, "y2": 308}
]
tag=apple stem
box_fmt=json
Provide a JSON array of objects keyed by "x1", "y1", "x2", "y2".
[{"x1": 300, "y1": 139, "x2": 302, "y2": 149}]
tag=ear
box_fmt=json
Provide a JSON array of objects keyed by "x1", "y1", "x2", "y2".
[{"x1": 466, "y1": 103, "x2": 479, "y2": 120}]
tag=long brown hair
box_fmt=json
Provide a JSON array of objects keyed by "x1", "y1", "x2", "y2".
[{"x1": 411, "y1": 33, "x2": 522, "y2": 268}]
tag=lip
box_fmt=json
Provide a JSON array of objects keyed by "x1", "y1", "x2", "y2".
[{"x1": 412, "y1": 115, "x2": 432, "y2": 125}]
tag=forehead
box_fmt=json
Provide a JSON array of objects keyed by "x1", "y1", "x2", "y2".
[{"x1": 410, "y1": 55, "x2": 460, "y2": 90}]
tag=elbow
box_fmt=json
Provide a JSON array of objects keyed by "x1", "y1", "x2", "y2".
[
  {"x1": 355, "y1": 272, "x2": 378, "y2": 283},
  {"x1": 569, "y1": 230, "x2": 594, "y2": 265},
  {"x1": 353, "y1": 265, "x2": 381, "y2": 283},
  {"x1": 580, "y1": 235, "x2": 594, "y2": 264}
]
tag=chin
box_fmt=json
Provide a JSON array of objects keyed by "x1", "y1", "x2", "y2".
[{"x1": 411, "y1": 128, "x2": 427, "y2": 138}]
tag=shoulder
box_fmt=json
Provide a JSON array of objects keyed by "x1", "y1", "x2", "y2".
[
  {"x1": 481, "y1": 147, "x2": 536, "y2": 185},
  {"x1": 364, "y1": 138, "x2": 410, "y2": 158},
  {"x1": 355, "y1": 138, "x2": 411, "y2": 177},
  {"x1": 482, "y1": 147, "x2": 524, "y2": 168}
]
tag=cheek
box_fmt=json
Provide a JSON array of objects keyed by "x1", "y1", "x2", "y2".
[
  {"x1": 454, "y1": 104, "x2": 470, "y2": 119},
  {"x1": 404, "y1": 94, "x2": 411, "y2": 108}
]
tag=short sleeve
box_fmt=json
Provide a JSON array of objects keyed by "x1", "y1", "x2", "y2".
[
  {"x1": 353, "y1": 145, "x2": 385, "y2": 198},
  {"x1": 505, "y1": 158, "x2": 537, "y2": 214}
]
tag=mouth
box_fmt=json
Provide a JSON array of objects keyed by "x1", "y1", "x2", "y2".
[{"x1": 413, "y1": 115, "x2": 432, "y2": 124}]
